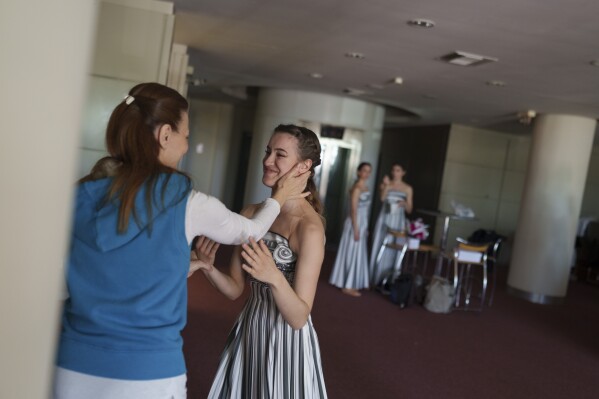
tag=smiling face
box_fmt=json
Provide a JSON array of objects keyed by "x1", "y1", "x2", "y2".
[{"x1": 262, "y1": 132, "x2": 302, "y2": 187}]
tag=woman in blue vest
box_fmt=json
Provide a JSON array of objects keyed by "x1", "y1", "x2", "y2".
[{"x1": 53, "y1": 83, "x2": 308, "y2": 399}]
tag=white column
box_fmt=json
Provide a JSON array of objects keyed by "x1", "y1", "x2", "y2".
[
  {"x1": 507, "y1": 114, "x2": 597, "y2": 303},
  {"x1": 244, "y1": 88, "x2": 385, "y2": 204},
  {"x1": 0, "y1": 1, "x2": 97, "y2": 398}
]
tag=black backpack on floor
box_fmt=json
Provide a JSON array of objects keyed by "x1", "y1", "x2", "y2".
[{"x1": 390, "y1": 274, "x2": 413, "y2": 308}]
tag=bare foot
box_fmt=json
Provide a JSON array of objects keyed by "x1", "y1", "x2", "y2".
[{"x1": 341, "y1": 288, "x2": 362, "y2": 297}]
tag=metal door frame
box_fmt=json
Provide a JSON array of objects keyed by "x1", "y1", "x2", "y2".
[{"x1": 316, "y1": 137, "x2": 362, "y2": 202}]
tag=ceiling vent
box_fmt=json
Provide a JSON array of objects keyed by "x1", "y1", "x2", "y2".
[
  {"x1": 440, "y1": 51, "x2": 498, "y2": 67},
  {"x1": 407, "y1": 18, "x2": 435, "y2": 28}
]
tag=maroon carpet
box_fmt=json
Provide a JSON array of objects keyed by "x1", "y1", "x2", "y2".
[{"x1": 183, "y1": 246, "x2": 599, "y2": 398}]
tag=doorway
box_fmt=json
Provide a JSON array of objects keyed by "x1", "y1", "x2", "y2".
[{"x1": 313, "y1": 136, "x2": 362, "y2": 247}]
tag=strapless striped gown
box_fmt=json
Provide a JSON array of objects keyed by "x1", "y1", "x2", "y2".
[{"x1": 208, "y1": 231, "x2": 327, "y2": 399}]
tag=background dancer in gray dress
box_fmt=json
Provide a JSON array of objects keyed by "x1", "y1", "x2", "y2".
[
  {"x1": 329, "y1": 162, "x2": 372, "y2": 297},
  {"x1": 191, "y1": 125, "x2": 327, "y2": 399},
  {"x1": 369, "y1": 163, "x2": 414, "y2": 286}
]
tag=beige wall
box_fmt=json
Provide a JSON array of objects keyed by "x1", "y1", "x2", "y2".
[
  {"x1": 0, "y1": 2, "x2": 176, "y2": 397},
  {"x1": 184, "y1": 100, "x2": 234, "y2": 200},
  {"x1": 435, "y1": 124, "x2": 530, "y2": 246},
  {"x1": 0, "y1": 1, "x2": 97, "y2": 398},
  {"x1": 77, "y1": 0, "x2": 175, "y2": 179},
  {"x1": 436, "y1": 123, "x2": 599, "y2": 250}
]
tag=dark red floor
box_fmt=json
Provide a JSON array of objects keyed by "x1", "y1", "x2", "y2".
[{"x1": 183, "y1": 246, "x2": 599, "y2": 398}]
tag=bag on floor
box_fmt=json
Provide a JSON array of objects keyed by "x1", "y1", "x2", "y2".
[
  {"x1": 424, "y1": 276, "x2": 454, "y2": 314},
  {"x1": 390, "y1": 274, "x2": 413, "y2": 308},
  {"x1": 412, "y1": 274, "x2": 429, "y2": 305}
]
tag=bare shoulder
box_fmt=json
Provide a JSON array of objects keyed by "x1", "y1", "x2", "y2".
[
  {"x1": 350, "y1": 182, "x2": 361, "y2": 194},
  {"x1": 296, "y1": 209, "x2": 325, "y2": 243}
]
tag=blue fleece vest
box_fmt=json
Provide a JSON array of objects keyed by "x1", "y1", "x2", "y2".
[{"x1": 57, "y1": 174, "x2": 192, "y2": 380}]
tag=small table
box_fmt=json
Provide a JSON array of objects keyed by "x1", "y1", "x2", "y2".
[{"x1": 417, "y1": 209, "x2": 478, "y2": 275}]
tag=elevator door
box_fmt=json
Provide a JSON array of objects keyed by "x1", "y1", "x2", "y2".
[{"x1": 315, "y1": 138, "x2": 361, "y2": 247}]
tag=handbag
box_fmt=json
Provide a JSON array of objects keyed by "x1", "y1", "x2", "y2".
[{"x1": 424, "y1": 276, "x2": 455, "y2": 314}]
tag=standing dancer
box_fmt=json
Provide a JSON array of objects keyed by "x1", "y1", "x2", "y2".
[
  {"x1": 329, "y1": 162, "x2": 372, "y2": 296},
  {"x1": 369, "y1": 163, "x2": 413, "y2": 286}
]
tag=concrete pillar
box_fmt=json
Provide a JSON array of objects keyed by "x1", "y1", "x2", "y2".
[
  {"x1": 244, "y1": 88, "x2": 385, "y2": 204},
  {"x1": 508, "y1": 114, "x2": 596, "y2": 303},
  {"x1": 0, "y1": 1, "x2": 97, "y2": 397}
]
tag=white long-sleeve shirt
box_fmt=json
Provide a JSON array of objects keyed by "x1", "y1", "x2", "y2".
[{"x1": 185, "y1": 191, "x2": 279, "y2": 244}]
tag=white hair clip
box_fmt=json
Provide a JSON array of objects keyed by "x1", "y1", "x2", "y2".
[{"x1": 124, "y1": 95, "x2": 135, "y2": 105}]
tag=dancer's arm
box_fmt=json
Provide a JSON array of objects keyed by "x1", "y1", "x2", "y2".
[
  {"x1": 403, "y1": 185, "x2": 414, "y2": 214},
  {"x1": 188, "y1": 236, "x2": 217, "y2": 278},
  {"x1": 193, "y1": 236, "x2": 247, "y2": 300},
  {"x1": 349, "y1": 184, "x2": 361, "y2": 241},
  {"x1": 191, "y1": 206, "x2": 261, "y2": 300},
  {"x1": 379, "y1": 175, "x2": 390, "y2": 202}
]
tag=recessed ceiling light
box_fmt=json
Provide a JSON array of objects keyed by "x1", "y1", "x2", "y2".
[
  {"x1": 309, "y1": 72, "x2": 324, "y2": 79},
  {"x1": 390, "y1": 77, "x2": 403, "y2": 85},
  {"x1": 590, "y1": 60, "x2": 599, "y2": 67},
  {"x1": 440, "y1": 51, "x2": 498, "y2": 67},
  {"x1": 517, "y1": 110, "x2": 536, "y2": 125},
  {"x1": 486, "y1": 80, "x2": 506, "y2": 87},
  {"x1": 345, "y1": 52, "x2": 365, "y2": 59},
  {"x1": 407, "y1": 18, "x2": 435, "y2": 28}
]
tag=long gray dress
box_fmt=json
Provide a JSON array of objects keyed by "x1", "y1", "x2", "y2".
[
  {"x1": 208, "y1": 231, "x2": 327, "y2": 399},
  {"x1": 329, "y1": 191, "x2": 371, "y2": 289},
  {"x1": 369, "y1": 189, "x2": 408, "y2": 285}
]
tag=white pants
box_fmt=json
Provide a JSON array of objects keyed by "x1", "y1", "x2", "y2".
[{"x1": 53, "y1": 367, "x2": 186, "y2": 399}]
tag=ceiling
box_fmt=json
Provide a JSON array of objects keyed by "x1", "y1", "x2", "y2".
[{"x1": 171, "y1": 0, "x2": 599, "y2": 134}]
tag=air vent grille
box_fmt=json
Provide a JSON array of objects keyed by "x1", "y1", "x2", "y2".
[{"x1": 440, "y1": 51, "x2": 498, "y2": 67}]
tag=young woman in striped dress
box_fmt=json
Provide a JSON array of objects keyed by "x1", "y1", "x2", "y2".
[{"x1": 191, "y1": 124, "x2": 328, "y2": 399}]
